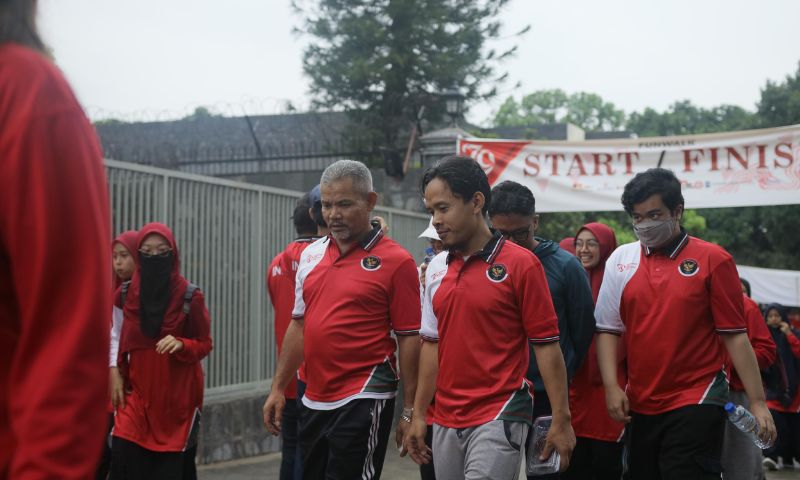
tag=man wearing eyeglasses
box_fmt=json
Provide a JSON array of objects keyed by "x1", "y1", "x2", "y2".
[{"x1": 489, "y1": 181, "x2": 595, "y2": 478}]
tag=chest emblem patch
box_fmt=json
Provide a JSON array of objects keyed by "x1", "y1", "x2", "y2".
[
  {"x1": 486, "y1": 263, "x2": 508, "y2": 283},
  {"x1": 678, "y1": 258, "x2": 700, "y2": 277},
  {"x1": 361, "y1": 255, "x2": 382, "y2": 271}
]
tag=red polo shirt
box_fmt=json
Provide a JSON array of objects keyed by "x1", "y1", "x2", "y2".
[
  {"x1": 293, "y1": 227, "x2": 421, "y2": 409},
  {"x1": 595, "y1": 232, "x2": 747, "y2": 415},
  {"x1": 420, "y1": 233, "x2": 559, "y2": 428},
  {"x1": 267, "y1": 236, "x2": 319, "y2": 399}
]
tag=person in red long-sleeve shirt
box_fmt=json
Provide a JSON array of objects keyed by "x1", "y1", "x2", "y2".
[
  {"x1": 110, "y1": 223, "x2": 213, "y2": 479},
  {"x1": 0, "y1": 3, "x2": 113, "y2": 478},
  {"x1": 762, "y1": 304, "x2": 800, "y2": 471},
  {"x1": 720, "y1": 279, "x2": 777, "y2": 479}
]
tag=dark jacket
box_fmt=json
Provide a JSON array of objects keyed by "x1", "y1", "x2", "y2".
[{"x1": 528, "y1": 237, "x2": 596, "y2": 391}]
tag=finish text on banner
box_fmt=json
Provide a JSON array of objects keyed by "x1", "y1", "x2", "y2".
[{"x1": 458, "y1": 125, "x2": 800, "y2": 212}]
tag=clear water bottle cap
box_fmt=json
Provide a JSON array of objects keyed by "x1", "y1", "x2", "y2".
[{"x1": 723, "y1": 402, "x2": 735, "y2": 412}]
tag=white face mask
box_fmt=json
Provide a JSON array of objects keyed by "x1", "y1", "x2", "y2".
[{"x1": 633, "y1": 217, "x2": 678, "y2": 248}]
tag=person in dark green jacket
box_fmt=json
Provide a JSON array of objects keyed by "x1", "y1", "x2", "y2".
[{"x1": 489, "y1": 181, "x2": 595, "y2": 447}]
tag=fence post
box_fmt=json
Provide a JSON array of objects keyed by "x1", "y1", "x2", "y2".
[{"x1": 162, "y1": 174, "x2": 170, "y2": 224}]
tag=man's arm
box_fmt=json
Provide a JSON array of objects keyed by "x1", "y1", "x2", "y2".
[
  {"x1": 395, "y1": 334, "x2": 421, "y2": 454},
  {"x1": 405, "y1": 340, "x2": 437, "y2": 465},
  {"x1": 533, "y1": 341, "x2": 576, "y2": 471},
  {"x1": 596, "y1": 332, "x2": 630, "y2": 423},
  {"x1": 563, "y1": 261, "x2": 596, "y2": 379},
  {"x1": 262, "y1": 318, "x2": 304, "y2": 435},
  {"x1": 721, "y1": 333, "x2": 776, "y2": 446}
]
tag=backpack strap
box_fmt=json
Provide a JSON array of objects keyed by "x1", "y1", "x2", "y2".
[
  {"x1": 183, "y1": 283, "x2": 199, "y2": 315},
  {"x1": 120, "y1": 280, "x2": 132, "y2": 307}
]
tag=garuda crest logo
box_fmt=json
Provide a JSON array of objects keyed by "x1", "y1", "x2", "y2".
[
  {"x1": 361, "y1": 255, "x2": 382, "y2": 271},
  {"x1": 679, "y1": 258, "x2": 700, "y2": 277},
  {"x1": 486, "y1": 263, "x2": 508, "y2": 283}
]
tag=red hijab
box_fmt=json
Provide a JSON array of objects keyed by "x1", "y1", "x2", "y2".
[
  {"x1": 112, "y1": 230, "x2": 139, "y2": 290},
  {"x1": 576, "y1": 222, "x2": 617, "y2": 303},
  {"x1": 119, "y1": 223, "x2": 189, "y2": 353},
  {"x1": 559, "y1": 237, "x2": 576, "y2": 255}
]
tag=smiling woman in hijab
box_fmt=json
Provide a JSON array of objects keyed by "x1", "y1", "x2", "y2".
[
  {"x1": 110, "y1": 223, "x2": 212, "y2": 480},
  {"x1": 762, "y1": 304, "x2": 800, "y2": 471},
  {"x1": 562, "y1": 222, "x2": 626, "y2": 480}
]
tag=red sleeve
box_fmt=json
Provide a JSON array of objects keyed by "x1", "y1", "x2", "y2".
[
  {"x1": 267, "y1": 253, "x2": 283, "y2": 311},
  {"x1": 174, "y1": 290, "x2": 213, "y2": 363},
  {"x1": 787, "y1": 332, "x2": 800, "y2": 358},
  {"x1": 710, "y1": 255, "x2": 747, "y2": 333},
  {"x1": 389, "y1": 256, "x2": 422, "y2": 335},
  {"x1": 518, "y1": 255, "x2": 560, "y2": 343},
  {"x1": 0, "y1": 55, "x2": 111, "y2": 479},
  {"x1": 744, "y1": 297, "x2": 776, "y2": 369}
]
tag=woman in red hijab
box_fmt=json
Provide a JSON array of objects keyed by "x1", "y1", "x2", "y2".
[
  {"x1": 563, "y1": 223, "x2": 626, "y2": 480},
  {"x1": 100, "y1": 230, "x2": 139, "y2": 479},
  {"x1": 110, "y1": 223, "x2": 212, "y2": 480}
]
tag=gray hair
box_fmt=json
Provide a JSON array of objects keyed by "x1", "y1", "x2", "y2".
[{"x1": 320, "y1": 159, "x2": 373, "y2": 195}]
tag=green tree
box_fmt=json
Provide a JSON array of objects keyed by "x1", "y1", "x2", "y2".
[
  {"x1": 626, "y1": 100, "x2": 756, "y2": 137},
  {"x1": 182, "y1": 106, "x2": 218, "y2": 121},
  {"x1": 493, "y1": 89, "x2": 626, "y2": 132},
  {"x1": 757, "y1": 61, "x2": 800, "y2": 128},
  {"x1": 294, "y1": 0, "x2": 524, "y2": 149}
]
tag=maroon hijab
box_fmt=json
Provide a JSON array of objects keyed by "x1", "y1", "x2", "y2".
[
  {"x1": 119, "y1": 223, "x2": 189, "y2": 352},
  {"x1": 112, "y1": 230, "x2": 139, "y2": 290},
  {"x1": 559, "y1": 237, "x2": 576, "y2": 255},
  {"x1": 576, "y1": 222, "x2": 617, "y2": 303}
]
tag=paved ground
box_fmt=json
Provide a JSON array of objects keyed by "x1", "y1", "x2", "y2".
[{"x1": 198, "y1": 451, "x2": 800, "y2": 479}]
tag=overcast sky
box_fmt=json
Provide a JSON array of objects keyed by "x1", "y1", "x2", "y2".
[{"x1": 39, "y1": 0, "x2": 800, "y2": 126}]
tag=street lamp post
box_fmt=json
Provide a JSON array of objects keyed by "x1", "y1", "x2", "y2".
[{"x1": 442, "y1": 85, "x2": 464, "y2": 127}]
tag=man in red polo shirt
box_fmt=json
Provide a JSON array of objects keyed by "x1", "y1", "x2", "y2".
[
  {"x1": 266, "y1": 193, "x2": 320, "y2": 480},
  {"x1": 404, "y1": 156, "x2": 575, "y2": 479},
  {"x1": 263, "y1": 160, "x2": 421, "y2": 480},
  {"x1": 595, "y1": 168, "x2": 776, "y2": 479}
]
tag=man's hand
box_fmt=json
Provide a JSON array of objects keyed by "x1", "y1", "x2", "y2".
[
  {"x1": 604, "y1": 385, "x2": 631, "y2": 423},
  {"x1": 396, "y1": 415, "x2": 411, "y2": 457},
  {"x1": 419, "y1": 262, "x2": 428, "y2": 288},
  {"x1": 541, "y1": 416, "x2": 576, "y2": 472},
  {"x1": 155, "y1": 335, "x2": 184, "y2": 354},
  {"x1": 749, "y1": 400, "x2": 777, "y2": 447},
  {"x1": 404, "y1": 417, "x2": 432, "y2": 465},
  {"x1": 372, "y1": 216, "x2": 389, "y2": 234},
  {"x1": 110, "y1": 367, "x2": 126, "y2": 409},
  {"x1": 262, "y1": 391, "x2": 286, "y2": 436}
]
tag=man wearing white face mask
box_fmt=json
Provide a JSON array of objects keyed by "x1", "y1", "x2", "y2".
[{"x1": 594, "y1": 168, "x2": 776, "y2": 479}]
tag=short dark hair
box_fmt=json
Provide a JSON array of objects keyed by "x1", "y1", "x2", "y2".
[
  {"x1": 621, "y1": 168, "x2": 685, "y2": 215},
  {"x1": 488, "y1": 181, "x2": 536, "y2": 217},
  {"x1": 310, "y1": 201, "x2": 327, "y2": 229},
  {"x1": 421, "y1": 155, "x2": 491, "y2": 215},
  {"x1": 740, "y1": 278, "x2": 751, "y2": 298},
  {"x1": 292, "y1": 194, "x2": 316, "y2": 235}
]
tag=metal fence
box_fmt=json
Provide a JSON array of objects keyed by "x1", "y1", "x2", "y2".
[{"x1": 106, "y1": 159, "x2": 429, "y2": 394}]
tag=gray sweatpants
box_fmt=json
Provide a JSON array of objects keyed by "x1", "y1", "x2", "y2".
[
  {"x1": 433, "y1": 420, "x2": 528, "y2": 480},
  {"x1": 721, "y1": 390, "x2": 764, "y2": 480}
]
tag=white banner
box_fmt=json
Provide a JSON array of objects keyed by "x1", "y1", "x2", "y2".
[
  {"x1": 458, "y1": 125, "x2": 800, "y2": 212},
  {"x1": 737, "y1": 265, "x2": 800, "y2": 307}
]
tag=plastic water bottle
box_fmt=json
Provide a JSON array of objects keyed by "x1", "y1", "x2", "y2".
[
  {"x1": 423, "y1": 247, "x2": 435, "y2": 264},
  {"x1": 724, "y1": 402, "x2": 772, "y2": 448}
]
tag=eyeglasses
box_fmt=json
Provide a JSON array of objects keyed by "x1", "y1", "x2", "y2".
[
  {"x1": 575, "y1": 240, "x2": 600, "y2": 249},
  {"x1": 497, "y1": 226, "x2": 532, "y2": 243},
  {"x1": 138, "y1": 248, "x2": 173, "y2": 258}
]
